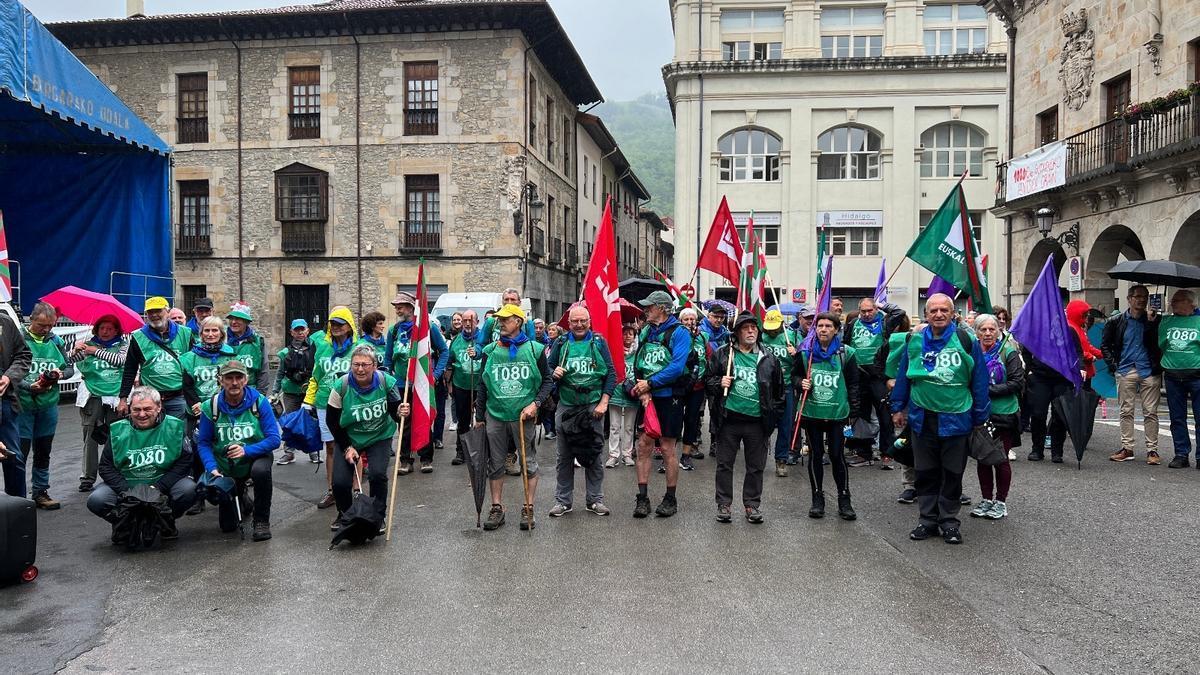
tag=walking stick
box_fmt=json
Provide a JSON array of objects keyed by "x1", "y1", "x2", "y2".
[
  {"x1": 518, "y1": 414, "x2": 533, "y2": 533},
  {"x1": 721, "y1": 339, "x2": 735, "y2": 396},
  {"x1": 789, "y1": 350, "x2": 816, "y2": 452},
  {"x1": 384, "y1": 381, "x2": 411, "y2": 543}
]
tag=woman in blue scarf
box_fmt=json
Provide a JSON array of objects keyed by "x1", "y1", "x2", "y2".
[
  {"x1": 796, "y1": 312, "x2": 861, "y2": 520},
  {"x1": 970, "y1": 314, "x2": 1023, "y2": 521}
]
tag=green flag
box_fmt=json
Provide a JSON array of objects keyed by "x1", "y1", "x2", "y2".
[
  {"x1": 814, "y1": 226, "x2": 826, "y2": 297},
  {"x1": 906, "y1": 184, "x2": 991, "y2": 310}
]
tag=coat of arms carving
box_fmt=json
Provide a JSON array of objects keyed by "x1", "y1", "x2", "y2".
[{"x1": 1058, "y1": 9, "x2": 1094, "y2": 111}]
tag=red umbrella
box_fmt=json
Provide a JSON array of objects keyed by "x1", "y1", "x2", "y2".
[
  {"x1": 40, "y1": 286, "x2": 144, "y2": 334},
  {"x1": 557, "y1": 299, "x2": 643, "y2": 330}
]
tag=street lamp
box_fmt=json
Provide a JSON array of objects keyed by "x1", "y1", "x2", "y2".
[
  {"x1": 512, "y1": 182, "x2": 544, "y2": 236},
  {"x1": 1034, "y1": 206, "x2": 1080, "y2": 256}
]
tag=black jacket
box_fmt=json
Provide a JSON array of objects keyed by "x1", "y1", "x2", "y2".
[
  {"x1": 705, "y1": 345, "x2": 785, "y2": 432},
  {"x1": 793, "y1": 346, "x2": 861, "y2": 422},
  {"x1": 1100, "y1": 312, "x2": 1162, "y2": 376},
  {"x1": 0, "y1": 314, "x2": 31, "y2": 412},
  {"x1": 1023, "y1": 329, "x2": 1082, "y2": 384}
]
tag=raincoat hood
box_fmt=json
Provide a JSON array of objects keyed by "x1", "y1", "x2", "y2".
[
  {"x1": 1065, "y1": 300, "x2": 1090, "y2": 329},
  {"x1": 324, "y1": 308, "x2": 359, "y2": 345}
]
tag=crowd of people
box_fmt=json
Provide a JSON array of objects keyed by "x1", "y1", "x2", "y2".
[{"x1": 0, "y1": 282, "x2": 1197, "y2": 548}]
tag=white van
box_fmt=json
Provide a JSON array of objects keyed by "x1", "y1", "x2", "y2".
[{"x1": 430, "y1": 292, "x2": 533, "y2": 330}]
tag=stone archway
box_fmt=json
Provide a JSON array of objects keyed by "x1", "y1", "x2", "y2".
[
  {"x1": 1024, "y1": 238, "x2": 1068, "y2": 290},
  {"x1": 1084, "y1": 224, "x2": 1146, "y2": 312},
  {"x1": 1169, "y1": 209, "x2": 1200, "y2": 267}
]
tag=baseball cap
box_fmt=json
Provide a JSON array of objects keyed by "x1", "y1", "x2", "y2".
[
  {"x1": 219, "y1": 360, "x2": 248, "y2": 377},
  {"x1": 290, "y1": 319, "x2": 309, "y2": 330},
  {"x1": 193, "y1": 297, "x2": 214, "y2": 310},
  {"x1": 800, "y1": 305, "x2": 817, "y2": 318},
  {"x1": 638, "y1": 290, "x2": 674, "y2": 307},
  {"x1": 493, "y1": 304, "x2": 527, "y2": 321},
  {"x1": 763, "y1": 309, "x2": 784, "y2": 330},
  {"x1": 329, "y1": 316, "x2": 349, "y2": 326},
  {"x1": 144, "y1": 296, "x2": 170, "y2": 312}
]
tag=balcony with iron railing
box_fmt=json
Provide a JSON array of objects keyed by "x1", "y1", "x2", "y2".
[
  {"x1": 530, "y1": 226, "x2": 545, "y2": 258},
  {"x1": 997, "y1": 93, "x2": 1200, "y2": 207},
  {"x1": 175, "y1": 224, "x2": 212, "y2": 256},
  {"x1": 566, "y1": 242, "x2": 578, "y2": 268},
  {"x1": 399, "y1": 220, "x2": 442, "y2": 254},
  {"x1": 281, "y1": 221, "x2": 326, "y2": 253}
]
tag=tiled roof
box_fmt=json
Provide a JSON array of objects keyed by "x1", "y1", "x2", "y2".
[{"x1": 60, "y1": 0, "x2": 538, "y2": 22}]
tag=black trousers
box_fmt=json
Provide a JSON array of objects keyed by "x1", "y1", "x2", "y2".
[
  {"x1": 714, "y1": 413, "x2": 768, "y2": 508},
  {"x1": 682, "y1": 388, "x2": 705, "y2": 446},
  {"x1": 1027, "y1": 376, "x2": 1071, "y2": 457},
  {"x1": 803, "y1": 418, "x2": 849, "y2": 496},
  {"x1": 912, "y1": 413, "x2": 970, "y2": 530},
  {"x1": 848, "y1": 373, "x2": 893, "y2": 459},
  {"x1": 452, "y1": 385, "x2": 475, "y2": 458},
  {"x1": 216, "y1": 456, "x2": 273, "y2": 529},
  {"x1": 332, "y1": 437, "x2": 391, "y2": 518}
]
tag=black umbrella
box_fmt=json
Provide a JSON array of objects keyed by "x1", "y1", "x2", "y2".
[
  {"x1": 330, "y1": 464, "x2": 383, "y2": 549},
  {"x1": 461, "y1": 424, "x2": 489, "y2": 528},
  {"x1": 111, "y1": 484, "x2": 174, "y2": 551},
  {"x1": 1051, "y1": 387, "x2": 1103, "y2": 468},
  {"x1": 559, "y1": 406, "x2": 603, "y2": 468},
  {"x1": 1106, "y1": 260, "x2": 1200, "y2": 288}
]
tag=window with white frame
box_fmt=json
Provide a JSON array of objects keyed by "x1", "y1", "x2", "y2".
[
  {"x1": 923, "y1": 3, "x2": 988, "y2": 55},
  {"x1": 720, "y1": 8, "x2": 785, "y2": 61},
  {"x1": 920, "y1": 210, "x2": 983, "y2": 250},
  {"x1": 733, "y1": 217, "x2": 781, "y2": 256},
  {"x1": 817, "y1": 126, "x2": 881, "y2": 180},
  {"x1": 828, "y1": 227, "x2": 881, "y2": 256},
  {"x1": 920, "y1": 123, "x2": 985, "y2": 177},
  {"x1": 820, "y1": 7, "x2": 884, "y2": 58},
  {"x1": 718, "y1": 128, "x2": 782, "y2": 182}
]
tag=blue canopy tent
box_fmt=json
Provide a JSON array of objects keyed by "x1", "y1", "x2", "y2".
[{"x1": 0, "y1": 0, "x2": 170, "y2": 314}]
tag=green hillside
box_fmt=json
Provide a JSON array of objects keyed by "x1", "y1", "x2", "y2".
[{"x1": 594, "y1": 92, "x2": 675, "y2": 218}]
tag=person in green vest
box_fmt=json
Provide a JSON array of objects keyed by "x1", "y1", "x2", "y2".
[
  {"x1": 890, "y1": 293, "x2": 991, "y2": 545},
  {"x1": 87, "y1": 386, "x2": 197, "y2": 535},
  {"x1": 873, "y1": 310, "x2": 920, "y2": 504},
  {"x1": 196, "y1": 360, "x2": 281, "y2": 541},
  {"x1": 327, "y1": 344, "x2": 407, "y2": 531},
  {"x1": 545, "y1": 306, "x2": 615, "y2": 518},
  {"x1": 1160, "y1": 289, "x2": 1200, "y2": 468},
  {"x1": 446, "y1": 309, "x2": 482, "y2": 466},
  {"x1": 181, "y1": 316, "x2": 236, "y2": 427},
  {"x1": 304, "y1": 307, "x2": 359, "y2": 511},
  {"x1": 706, "y1": 312, "x2": 784, "y2": 524},
  {"x1": 358, "y1": 311, "x2": 388, "y2": 365},
  {"x1": 678, "y1": 307, "x2": 712, "y2": 470},
  {"x1": 68, "y1": 314, "x2": 128, "y2": 493},
  {"x1": 383, "y1": 291, "x2": 449, "y2": 473},
  {"x1": 605, "y1": 324, "x2": 639, "y2": 468},
  {"x1": 476, "y1": 288, "x2": 537, "y2": 348},
  {"x1": 473, "y1": 304, "x2": 553, "y2": 532},
  {"x1": 16, "y1": 302, "x2": 74, "y2": 509},
  {"x1": 796, "y1": 312, "x2": 862, "y2": 520},
  {"x1": 119, "y1": 296, "x2": 195, "y2": 420},
  {"x1": 842, "y1": 298, "x2": 892, "y2": 469},
  {"x1": 226, "y1": 303, "x2": 267, "y2": 392},
  {"x1": 760, "y1": 308, "x2": 798, "y2": 477},
  {"x1": 969, "y1": 314, "x2": 1023, "y2": 521},
  {"x1": 273, "y1": 318, "x2": 316, "y2": 465}
]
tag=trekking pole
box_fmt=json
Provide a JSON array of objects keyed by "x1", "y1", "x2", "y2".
[
  {"x1": 518, "y1": 415, "x2": 533, "y2": 534},
  {"x1": 384, "y1": 381, "x2": 411, "y2": 543},
  {"x1": 789, "y1": 350, "x2": 816, "y2": 452}
]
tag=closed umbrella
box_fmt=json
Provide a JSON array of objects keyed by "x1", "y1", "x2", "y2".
[
  {"x1": 461, "y1": 424, "x2": 489, "y2": 528},
  {"x1": 330, "y1": 464, "x2": 383, "y2": 548},
  {"x1": 1051, "y1": 387, "x2": 1102, "y2": 468},
  {"x1": 40, "y1": 286, "x2": 144, "y2": 333}
]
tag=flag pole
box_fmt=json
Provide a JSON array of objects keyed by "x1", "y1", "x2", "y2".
[
  {"x1": 764, "y1": 271, "x2": 792, "y2": 349},
  {"x1": 385, "y1": 379, "x2": 411, "y2": 542},
  {"x1": 790, "y1": 351, "x2": 815, "y2": 452}
]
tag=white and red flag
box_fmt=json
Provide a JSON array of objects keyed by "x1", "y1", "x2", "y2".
[
  {"x1": 582, "y1": 197, "x2": 625, "y2": 377},
  {"x1": 697, "y1": 196, "x2": 744, "y2": 287},
  {"x1": 406, "y1": 261, "x2": 434, "y2": 452}
]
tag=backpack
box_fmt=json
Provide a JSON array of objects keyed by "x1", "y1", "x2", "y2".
[
  {"x1": 637, "y1": 324, "x2": 699, "y2": 395},
  {"x1": 282, "y1": 342, "x2": 314, "y2": 385}
]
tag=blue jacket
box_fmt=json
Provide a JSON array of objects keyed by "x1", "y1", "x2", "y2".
[
  {"x1": 639, "y1": 317, "x2": 693, "y2": 398},
  {"x1": 699, "y1": 319, "x2": 731, "y2": 353},
  {"x1": 889, "y1": 327, "x2": 990, "y2": 436},
  {"x1": 383, "y1": 321, "x2": 449, "y2": 379},
  {"x1": 195, "y1": 387, "x2": 281, "y2": 475}
]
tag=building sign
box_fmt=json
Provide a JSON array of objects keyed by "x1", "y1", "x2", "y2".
[
  {"x1": 731, "y1": 212, "x2": 781, "y2": 227},
  {"x1": 1006, "y1": 141, "x2": 1067, "y2": 201},
  {"x1": 1067, "y1": 256, "x2": 1083, "y2": 292},
  {"x1": 792, "y1": 288, "x2": 806, "y2": 303},
  {"x1": 816, "y1": 211, "x2": 883, "y2": 229}
]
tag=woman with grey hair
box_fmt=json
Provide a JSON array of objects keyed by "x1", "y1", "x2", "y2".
[
  {"x1": 17, "y1": 302, "x2": 74, "y2": 509},
  {"x1": 970, "y1": 313, "x2": 1022, "y2": 520}
]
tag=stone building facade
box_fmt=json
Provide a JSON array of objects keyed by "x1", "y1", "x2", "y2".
[
  {"x1": 50, "y1": 0, "x2": 601, "y2": 341},
  {"x1": 987, "y1": 0, "x2": 1200, "y2": 311},
  {"x1": 666, "y1": 0, "x2": 1009, "y2": 314}
]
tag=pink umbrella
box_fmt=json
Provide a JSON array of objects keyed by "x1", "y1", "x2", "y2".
[{"x1": 40, "y1": 286, "x2": 144, "y2": 334}]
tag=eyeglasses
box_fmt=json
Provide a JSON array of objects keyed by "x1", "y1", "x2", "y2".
[{"x1": 350, "y1": 362, "x2": 374, "y2": 369}]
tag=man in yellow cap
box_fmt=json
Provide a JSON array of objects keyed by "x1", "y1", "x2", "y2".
[
  {"x1": 760, "y1": 309, "x2": 799, "y2": 476},
  {"x1": 118, "y1": 297, "x2": 195, "y2": 420}
]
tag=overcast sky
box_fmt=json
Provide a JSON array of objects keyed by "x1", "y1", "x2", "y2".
[{"x1": 20, "y1": 0, "x2": 674, "y2": 101}]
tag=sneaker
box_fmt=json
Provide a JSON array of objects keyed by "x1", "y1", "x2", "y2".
[
  {"x1": 970, "y1": 499, "x2": 994, "y2": 518},
  {"x1": 775, "y1": 462, "x2": 788, "y2": 478},
  {"x1": 716, "y1": 504, "x2": 732, "y2": 523},
  {"x1": 622, "y1": 457, "x2": 635, "y2": 467},
  {"x1": 604, "y1": 457, "x2": 619, "y2": 468},
  {"x1": 880, "y1": 457, "x2": 894, "y2": 471},
  {"x1": 276, "y1": 451, "x2": 295, "y2": 465},
  {"x1": 483, "y1": 505, "x2": 505, "y2": 530},
  {"x1": 330, "y1": 514, "x2": 346, "y2": 531},
  {"x1": 586, "y1": 502, "x2": 611, "y2": 516},
  {"x1": 317, "y1": 491, "x2": 336, "y2": 509},
  {"x1": 808, "y1": 492, "x2": 825, "y2": 519},
  {"x1": 519, "y1": 505, "x2": 536, "y2": 530},
  {"x1": 909, "y1": 524, "x2": 939, "y2": 541},
  {"x1": 836, "y1": 494, "x2": 856, "y2": 521},
  {"x1": 959, "y1": 494, "x2": 972, "y2": 506},
  {"x1": 33, "y1": 491, "x2": 60, "y2": 510},
  {"x1": 847, "y1": 455, "x2": 873, "y2": 468},
  {"x1": 633, "y1": 494, "x2": 652, "y2": 518},
  {"x1": 942, "y1": 527, "x2": 963, "y2": 545},
  {"x1": 433, "y1": 440, "x2": 444, "y2": 449},
  {"x1": 447, "y1": 421, "x2": 457, "y2": 432},
  {"x1": 656, "y1": 460, "x2": 666, "y2": 474},
  {"x1": 1168, "y1": 455, "x2": 1190, "y2": 469},
  {"x1": 1007, "y1": 449, "x2": 1017, "y2": 461},
  {"x1": 548, "y1": 503, "x2": 572, "y2": 517},
  {"x1": 420, "y1": 461, "x2": 434, "y2": 474},
  {"x1": 655, "y1": 493, "x2": 677, "y2": 518},
  {"x1": 986, "y1": 501, "x2": 1008, "y2": 520},
  {"x1": 505, "y1": 453, "x2": 521, "y2": 476},
  {"x1": 78, "y1": 478, "x2": 94, "y2": 492},
  {"x1": 745, "y1": 507, "x2": 764, "y2": 524},
  {"x1": 309, "y1": 452, "x2": 323, "y2": 464},
  {"x1": 1027, "y1": 450, "x2": 1044, "y2": 461},
  {"x1": 692, "y1": 451, "x2": 706, "y2": 460},
  {"x1": 1109, "y1": 448, "x2": 1136, "y2": 462},
  {"x1": 252, "y1": 521, "x2": 272, "y2": 541},
  {"x1": 397, "y1": 461, "x2": 413, "y2": 476},
  {"x1": 544, "y1": 432, "x2": 557, "y2": 440},
  {"x1": 1147, "y1": 451, "x2": 1161, "y2": 466},
  {"x1": 451, "y1": 453, "x2": 464, "y2": 466},
  {"x1": 186, "y1": 500, "x2": 205, "y2": 516},
  {"x1": 897, "y1": 488, "x2": 917, "y2": 504}
]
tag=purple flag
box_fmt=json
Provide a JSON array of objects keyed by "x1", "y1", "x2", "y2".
[
  {"x1": 874, "y1": 258, "x2": 888, "y2": 305},
  {"x1": 927, "y1": 274, "x2": 958, "y2": 299},
  {"x1": 802, "y1": 255, "x2": 833, "y2": 350},
  {"x1": 1010, "y1": 255, "x2": 1082, "y2": 389}
]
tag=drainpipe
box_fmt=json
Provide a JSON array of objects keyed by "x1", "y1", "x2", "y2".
[
  {"x1": 1004, "y1": 23, "x2": 1016, "y2": 309},
  {"x1": 347, "y1": 16, "x2": 362, "y2": 316},
  {"x1": 222, "y1": 19, "x2": 245, "y2": 301},
  {"x1": 694, "y1": 0, "x2": 705, "y2": 298}
]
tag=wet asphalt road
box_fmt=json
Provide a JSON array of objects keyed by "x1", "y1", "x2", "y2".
[{"x1": 3, "y1": 405, "x2": 1199, "y2": 673}]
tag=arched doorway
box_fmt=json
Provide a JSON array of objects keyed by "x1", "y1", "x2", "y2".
[
  {"x1": 1084, "y1": 224, "x2": 1146, "y2": 313},
  {"x1": 1024, "y1": 238, "x2": 1068, "y2": 291},
  {"x1": 1170, "y1": 209, "x2": 1200, "y2": 267}
]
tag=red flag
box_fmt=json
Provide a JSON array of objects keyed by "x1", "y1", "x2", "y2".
[
  {"x1": 583, "y1": 198, "x2": 625, "y2": 377},
  {"x1": 697, "y1": 196, "x2": 744, "y2": 287},
  {"x1": 405, "y1": 262, "x2": 434, "y2": 453},
  {"x1": 0, "y1": 212, "x2": 12, "y2": 303},
  {"x1": 967, "y1": 254, "x2": 990, "y2": 312}
]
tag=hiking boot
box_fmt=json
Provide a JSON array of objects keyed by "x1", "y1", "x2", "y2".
[
  {"x1": 692, "y1": 450, "x2": 705, "y2": 460},
  {"x1": 316, "y1": 491, "x2": 336, "y2": 509},
  {"x1": 309, "y1": 452, "x2": 323, "y2": 464},
  {"x1": 808, "y1": 492, "x2": 825, "y2": 519},
  {"x1": 679, "y1": 455, "x2": 695, "y2": 471},
  {"x1": 420, "y1": 461, "x2": 434, "y2": 474},
  {"x1": 161, "y1": 522, "x2": 179, "y2": 541},
  {"x1": 276, "y1": 451, "x2": 295, "y2": 465},
  {"x1": 397, "y1": 461, "x2": 413, "y2": 476},
  {"x1": 986, "y1": 501, "x2": 1008, "y2": 520},
  {"x1": 837, "y1": 495, "x2": 856, "y2": 521},
  {"x1": 655, "y1": 493, "x2": 678, "y2": 518},
  {"x1": 505, "y1": 453, "x2": 521, "y2": 476},
  {"x1": 451, "y1": 453, "x2": 464, "y2": 466},
  {"x1": 909, "y1": 524, "x2": 939, "y2": 541},
  {"x1": 633, "y1": 495, "x2": 652, "y2": 518},
  {"x1": 252, "y1": 521, "x2": 272, "y2": 542},
  {"x1": 548, "y1": 503, "x2": 572, "y2": 517},
  {"x1": 587, "y1": 502, "x2": 611, "y2": 516},
  {"x1": 604, "y1": 457, "x2": 619, "y2": 468},
  {"x1": 33, "y1": 491, "x2": 60, "y2": 510},
  {"x1": 1168, "y1": 455, "x2": 1190, "y2": 469},
  {"x1": 745, "y1": 506, "x2": 764, "y2": 524},
  {"x1": 959, "y1": 494, "x2": 972, "y2": 506},
  {"x1": 1051, "y1": 454, "x2": 1064, "y2": 464},
  {"x1": 483, "y1": 505, "x2": 505, "y2": 531},
  {"x1": 1109, "y1": 448, "x2": 1135, "y2": 462},
  {"x1": 519, "y1": 505, "x2": 536, "y2": 530},
  {"x1": 775, "y1": 462, "x2": 788, "y2": 477},
  {"x1": 1146, "y1": 451, "x2": 1162, "y2": 466},
  {"x1": 186, "y1": 500, "x2": 205, "y2": 516},
  {"x1": 897, "y1": 488, "x2": 917, "y2": 504},
  {"x1": 78, "y1": 478, "x2": 94, "y2": 492},
  {"x1": 716, "y1": 504, "x2": 732, "y2": 523},
  {"x1": 970, "y1": 499, "x2": 994, "y2": 518},
  {"x1": 1027, "y1": 449, "x2": 1044, "y2": 461},
  {"x1": 942, "y1": 527, "x2": 963, "y2": 545}
]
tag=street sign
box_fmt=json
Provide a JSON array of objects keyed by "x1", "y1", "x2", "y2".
[
  {"x1": 1068, "y1": 256, "x2": 1083, "y2": 292},
  {"x1": 792, "y1": 288, "x2": 806, "y2": 303}
]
